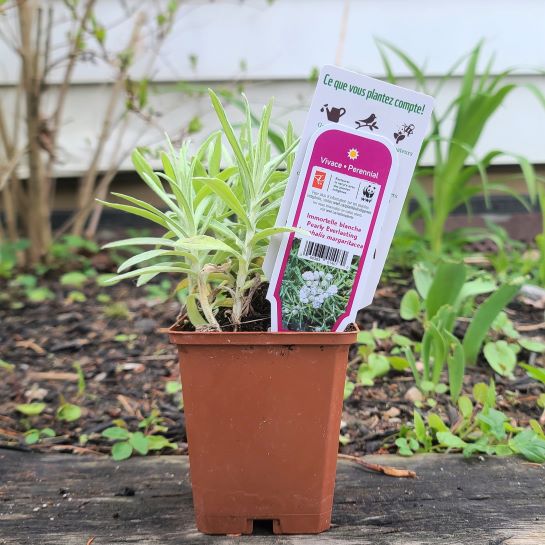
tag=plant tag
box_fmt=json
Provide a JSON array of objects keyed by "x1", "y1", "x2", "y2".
[
  {"x1": 266, "y1": 125, "x2": 398, "y2": 331},
  {"x1": 265, "y1": 65, "x2": 434, "y2": 331},
  {"x1": 263, "y1": 66, "x2": 433, "y2": 331}
]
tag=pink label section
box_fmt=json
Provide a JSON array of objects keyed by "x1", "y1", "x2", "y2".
[{"x1": 272, "y1": 129, "x2": 393, "y2": 332}]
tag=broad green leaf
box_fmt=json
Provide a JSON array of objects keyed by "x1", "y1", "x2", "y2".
[
  {"x1": 458, "y1": 396, "x2": 473, "y2": 419},
  {"x1": 129, "y1": 431, "x2": 149, "y2": 455},
  {"x1": 56, "y1": 403, "x2": 82, "y2": 422},
  {"x1": 483, "y1": 340, "x2": 516, "y2": 377},
  {"x1": 388, "y1": 356, "x2": 410, "y2": 371},
  {"x1": 112, "y1": 441, "x2": 133, "y2": 461},
  {"x1": 392, "y1": 334, "x2": 413, "y2": 347},
  {"x1": 400, "y1": 289, "x2": 421, "y2": 320},
  {"x1": 16, "y1": 402, "x2": 46, "y2": 416},
  {"x1": 428, "y1": 413, "x2": 449, "y2": 433},
  {"x1": 147, "y1": 435, "x2": 177, "y2": 451},
  {"x1": 413, "y1": 263, "x2": 433, "y2": 299},
  {"x1": 27, "y1": 287, "x2": 55, "y2": 302},
  {"x1": 25, "y1": 430, "x2": 40, "y2": 444},
  {"x1": 367, "y1": 354, "x2": 390, "y2": 377},
  {"x1": 477, "y1": 408, "x2": 508, "y2": 440},
  {"x1": 473, "y1": 382, "x2": 489, "y2": 405},
  {"x1": 509, "y1": 429, "x2": 545, "y2": 463},
  {"x1": 437, "y1": 431, "x2": 467, "y2": 449},
  {"x1": 165, "y1": 381, "x2": 182, "y2": 394},
  {"x1": 60, "y1": 271, "x2": 88, "y2": 288},
  {"x1": 519, "y1": 338, "x2": 545, "y2": 353},
  {"x1": 463, "y1": 280, "x2": 521, "y2": 364},
  {"x1": 395, "y1": 437, "x2": 415, "y2": 457},
  {"x1": 102, "y1": 426, "x2": 130, "y2": 440}
]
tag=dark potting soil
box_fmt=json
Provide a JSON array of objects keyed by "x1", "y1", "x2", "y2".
[{"x1": 0, "y1": 252, "x2": 544, "y2": 457}]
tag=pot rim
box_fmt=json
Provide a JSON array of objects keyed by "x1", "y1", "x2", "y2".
[{"x1": 164, "y1": 326, "x2": 358, "y2": 346}]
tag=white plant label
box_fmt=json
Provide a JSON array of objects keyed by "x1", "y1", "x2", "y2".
[{"x1": 265, "y1": 65, "x2": 434, "y2": 331}]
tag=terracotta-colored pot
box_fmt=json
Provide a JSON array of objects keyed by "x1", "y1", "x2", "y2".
[{"x1": 168, "y1": 329, "x2": 356, "y2": 535}]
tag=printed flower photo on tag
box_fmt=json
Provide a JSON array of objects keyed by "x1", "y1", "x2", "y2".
[{"x1": 279, "y1": 238, "x2": 359, "y2": 331}]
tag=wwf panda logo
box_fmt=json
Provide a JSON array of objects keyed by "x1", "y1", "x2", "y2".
[{"x1": 361, "y1": 184, "x2": 376, "y2": 203}]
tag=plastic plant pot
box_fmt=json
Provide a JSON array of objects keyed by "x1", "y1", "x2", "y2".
[{"x1": 168, "y1": 329, "x2": 356, "y2": 535}]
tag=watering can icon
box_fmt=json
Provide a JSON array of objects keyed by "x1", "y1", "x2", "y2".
[{"x1": 320, "y1": 104, "x2": 346, "y2": 123}]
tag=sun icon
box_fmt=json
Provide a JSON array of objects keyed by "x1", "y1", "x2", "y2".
[{"x1": 347, "y1": 148, "x2": 359, "y2": 160}]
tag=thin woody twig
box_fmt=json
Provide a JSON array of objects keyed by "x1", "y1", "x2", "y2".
[{"x1": 338, "y1": 453, "x2": 417, "y2": 479}]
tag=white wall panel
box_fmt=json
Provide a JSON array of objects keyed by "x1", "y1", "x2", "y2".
[{"x1": 1, "y1": 0, "x2": 544, "y2": 175}]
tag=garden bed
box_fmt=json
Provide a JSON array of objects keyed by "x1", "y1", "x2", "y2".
[{"x1": 1, "y1": 254, "x2": 543, "y2": 458}]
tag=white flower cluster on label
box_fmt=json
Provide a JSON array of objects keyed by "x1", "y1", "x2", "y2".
[{"x1": 299, "y1": 271, "x2": 339, "y2": 309}]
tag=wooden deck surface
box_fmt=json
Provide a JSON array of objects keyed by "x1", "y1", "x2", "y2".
[{"x1": 1, "y1": 449, "x2": 544, "y2": 544}]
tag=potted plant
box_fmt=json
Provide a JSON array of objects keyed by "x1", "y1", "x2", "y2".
[{"x1": 101, "y1": 91, "x2": 357, "y2": 535}]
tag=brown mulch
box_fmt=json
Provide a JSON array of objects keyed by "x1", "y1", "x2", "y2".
[{"x1": 0, "y1": 255, "x2": 544, "y2": 457}]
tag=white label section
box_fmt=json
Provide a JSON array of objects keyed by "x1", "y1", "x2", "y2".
[
  {"x1": 297, "y1": 166, "x2": 381, "y2": 255},
  {"x1": 297, "y1": 238, "x2": 353, "y2": 270}
]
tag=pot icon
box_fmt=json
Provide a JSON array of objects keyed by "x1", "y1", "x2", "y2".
[{"x1": 320, "y1": 104, "x2": 346, "y2": 123}]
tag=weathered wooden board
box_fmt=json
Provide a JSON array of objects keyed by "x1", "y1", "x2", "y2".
[{"x1": 1, "y1": 450, "x2": 544, "y2": 544}]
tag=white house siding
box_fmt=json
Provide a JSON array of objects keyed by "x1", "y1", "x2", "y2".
[{"x1": 1, "y1": 0, "x2": 544, "y2": 176}]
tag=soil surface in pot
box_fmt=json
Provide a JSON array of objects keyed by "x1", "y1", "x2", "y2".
[{"x1": 0, "y1": 251, "x2": 544, "y2": 458}]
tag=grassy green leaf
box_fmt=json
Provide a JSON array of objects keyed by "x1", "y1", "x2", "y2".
[
  {"x1": 413, "y1": 410, "x2": 427, "y2": 444},
  {"x1": 344, "y1": 380, "x2": 355, "y2": 400},
  {"x1": 447, "y1": 335, "x2": 465, "y2": 402},
  {"x1": 462, "y1": 281, "x2": 521, "y2": 364},
  {"x1": 520, "y1": 363, "x2": 545, "y2": 385},
  {"x1": 425, "y1": 262, "x2": 466, "y2": 319}
]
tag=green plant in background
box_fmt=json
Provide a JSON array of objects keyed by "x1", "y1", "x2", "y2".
[
  {"x1": 398, "y1": 261, "x2": 523, "y2": 395},
  {"x1": 101, "y1": 90, "x2": 300, "y2": 331},
  {"x1": 395, "y1": 380, "x2": 545, "y2": 462},
  {"x1": 102, "y1": 410, "x2": 176, "y2": 461},
  {"x1": 536, "y1": 183, "x2": 545, "y2": 286},
  {"x1": 379, "y1": 40, "x2": 543, "y2": 255}
]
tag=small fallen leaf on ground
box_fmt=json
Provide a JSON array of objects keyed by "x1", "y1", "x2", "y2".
[
  {"x1": 383, "y1": 407, "x2": 401, "y2": 419},
  {"x1": 15, "y1": 339, "x2": 45, "y2": 354},
  {"x1": 404, "y1": 386, "x2": 424, "y2": 403}
]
